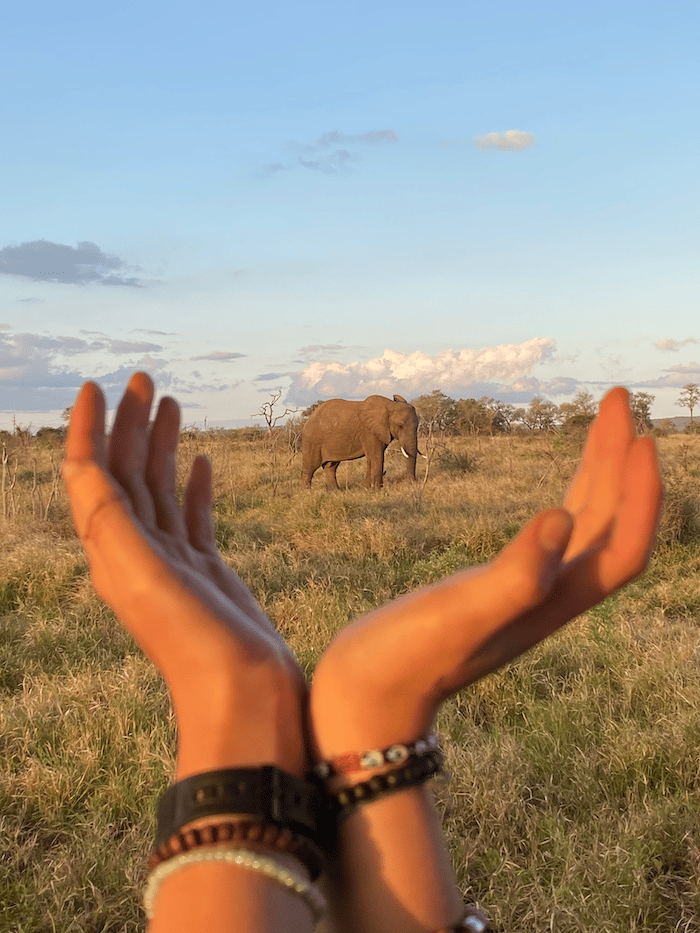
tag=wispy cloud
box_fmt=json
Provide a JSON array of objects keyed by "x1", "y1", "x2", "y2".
[
  {"x1": 285, "y1": 338, "x2": 557, "y2": 405},
  {"x1": 662, "y1": 361, "x2": 700, "y2": 374},
  {"x1": 262, "y1": 129, "x2": 398, "y2": 177},
  {"x1": 0, "y1": 239, "x2": 151, "y2": 287},
  {"x1": 474, "y1": 130, "x2": 536, "y2": 152},
  {"x1": 655, "y1": 337, "x2": 698, "y2": 353},
  {"x1": 191, "y1": 351, "x2": 246, "y2": 361}
]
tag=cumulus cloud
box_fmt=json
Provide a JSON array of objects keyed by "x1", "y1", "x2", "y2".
[
  {"x1": 655, "y1": 337, "x2": 698, "y2": 352},
  {"x1": 286, "y1": 338, "x2": 556, "y2": 405},
  {"x1": 191, "y1": 351, "x2": 246, "y2": 361},
  {"x1": 263, "y1": 129, "x2": 397, "y2": 177},
  {"x1": 474, "y1": 130, "x2": 536, "y2": 152},
  {"x1": 0, "y1": 239, "x2": 150, "y2": 287}
]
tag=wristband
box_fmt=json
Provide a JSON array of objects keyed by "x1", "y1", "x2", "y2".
[{"x1": 155, "y1": 766, "x2": 326, "y2": 849}]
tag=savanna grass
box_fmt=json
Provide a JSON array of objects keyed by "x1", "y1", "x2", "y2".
[{"x1": 1, "y1": 430, "x2": 699, "y2": 931}]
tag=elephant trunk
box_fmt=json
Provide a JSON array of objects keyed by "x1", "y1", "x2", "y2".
[{"x1": 400, "y1": 444, "x2": 418, "y2": 480}]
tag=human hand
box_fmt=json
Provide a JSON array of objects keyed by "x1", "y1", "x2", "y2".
[
  {"x1": 310, "y1": 387, "x2": 663, "y2": 755},
  {"x1": 63, "y1": 373, "x2": 308, "y2": 778}
]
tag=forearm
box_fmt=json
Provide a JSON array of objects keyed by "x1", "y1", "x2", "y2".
[
  {"x1": 322, "y1": 784, "x2": 464, "y2": 933},
  {"x1": 148, "y1": 696, "x2": 316, "y2": 933},
  {"x1": 148, "y1": 857, "x2": 316, "y2": 933}
]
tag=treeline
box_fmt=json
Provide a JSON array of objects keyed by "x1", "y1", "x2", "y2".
[{"x1": 409, "y1": 389, "x2": 657, "y2": 436}]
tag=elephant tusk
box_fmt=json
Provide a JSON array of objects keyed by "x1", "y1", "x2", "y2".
[
  {"x1": 418, "y1": 450, "x2": 427, "y2": 459},
  {"x1": 401, "y1": 446, "x2": 410, "y2": 459}
]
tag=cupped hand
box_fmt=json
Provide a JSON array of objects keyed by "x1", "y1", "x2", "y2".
[
  {"x1": 310, "y1": 387, "x2": 663, "y2": 755},
  {"x1": 63, "y1": 373, "x2": 308, "y2": 777}
]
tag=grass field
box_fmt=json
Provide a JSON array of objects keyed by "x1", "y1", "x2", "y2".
[{"x1": 1, "y1": 428, "x2": 699, "y2": 932}]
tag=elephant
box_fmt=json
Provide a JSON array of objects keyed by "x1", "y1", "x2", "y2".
[{"x1": 301, "y1": 394, "x2": 421, "y2": 490}]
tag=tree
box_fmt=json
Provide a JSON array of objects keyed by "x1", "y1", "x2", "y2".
[
  {"x1": 522, "y1": 397, "x2": 560, "y2": 432},
  {"x1": 629, "y1": 392, "x2": 654, "y2": 432},
  {"x1": 254, "y1": 390, "x2": 299, "y2": 435},
  {"x1": 559, "y1": 389, "x2": 597, "y2": 431},
  {"x1": 412, "y1": 390, "x2": 457, "y2": 436},
  {"x1": 676, "y1": 383, "x2": 700, "y2": 425},
  {"x1": 453, "y1": 398, "x2": 490, "y2": 435}
]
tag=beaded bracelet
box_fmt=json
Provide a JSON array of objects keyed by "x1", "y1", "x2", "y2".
[
  {"x1": 437, "y1": 907, "x2": 490, "y2": 932},
  {"x1": 312, "y1": 732, "x2": 440, "y2": 779},
  {"x1": 143, "y1": 846, "x2": 327, "y2": 923},
  {"x1": 148, "y1": 816, "x2": 325, "y2": 881},
  {"x1": 330, "y1": 747, "x2": 444, "y2": 822}
]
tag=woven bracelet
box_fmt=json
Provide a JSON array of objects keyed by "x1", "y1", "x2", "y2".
[
  {"x1": 143, "y1": 847, "x2": 327, "y2": 923},
  {"x1": 149, "y1": 816, "x2": 325, "y2": 881},
  {"x1": 330, "y1": 747, "x2": 444, "y2": 822}
]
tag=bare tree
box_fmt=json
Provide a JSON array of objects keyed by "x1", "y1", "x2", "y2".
[
  {"x1": 254, "y1": 390, "x2": 299, "y2": 435},
  {"x1": 676, "y1": 383, "x2": 700, "y2": 425}
]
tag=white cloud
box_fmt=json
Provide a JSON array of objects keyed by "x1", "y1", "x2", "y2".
[
  {"x1": 474, "y1": 130, "x2": 536, "y2": 152},
  {"x1": 287, "y1": 338, "x2": 556, "y2": 404},
  {"x1": 655, "y1": 337, "x2": 698, "y2": 352}
]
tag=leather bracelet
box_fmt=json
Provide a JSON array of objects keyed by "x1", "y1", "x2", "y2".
[
  {"x1": 330, "y1": 747, "x2": 444, "y2": 822},
  {"x1": 149, "y1": 816, "x2": 325, "y2": 881},
  {"x1": 155, "y1": 766, "x2": 326, "y2": 849}
]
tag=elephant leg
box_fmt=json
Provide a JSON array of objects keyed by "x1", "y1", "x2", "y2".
[
  {"x1": 366, "y1": 455, "x2": 385, "y2": 489},
  {"x1": 301, "y1": 448, "x2": 322, "y2": 488},
  {"x1": 323, "y1": 461, "x2": 341, "y2": 490}
]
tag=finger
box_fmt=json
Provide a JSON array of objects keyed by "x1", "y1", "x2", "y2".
[
  {"x1": 184, "y1": 455, "x2": 218, "y2": 554},
  {"x1": 356, "y1": 508, "x2": 574, "y2": 691},
  {"x1": 184, "y1": 456, "x2": 289, "y2": 641},
  {"x1": 65, "y1": 381, "x2": 107, "y2": 467},
  {"x1": 563, "y1": 387, "x2": 634, "y2": 558},
  {"x1": 63, "y1": 458, "x2": 135, "y2": 549},
  {"x1": 145, "y1": 396, "x2": 188, "y2": 537},
  {"x1": 465, "y1": 436, "x2": 662, "y2": 682},
  {"x1": 108, "y1": 372, "x2": 157, "y2": 528}
]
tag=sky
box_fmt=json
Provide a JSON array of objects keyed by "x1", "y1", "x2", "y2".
[{"x1": 2, "y1": 0, "x2": 699, "y2": 429}]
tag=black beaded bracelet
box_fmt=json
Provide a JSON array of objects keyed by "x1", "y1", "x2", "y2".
[{"x1": 329, "y1": 747, "x2": 444, "y2": 823}]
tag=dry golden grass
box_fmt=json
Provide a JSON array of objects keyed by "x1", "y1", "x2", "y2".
[{"x1": 1, "y1": 428, "x2": 700, "y2": 931}]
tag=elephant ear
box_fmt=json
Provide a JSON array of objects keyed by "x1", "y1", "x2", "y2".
[
  {"x1": 360, "y1": 397, "x2": 392, "y2": 444},
  {"x1": 393, "y1": 394, "x2": 408, "y2": 403}
]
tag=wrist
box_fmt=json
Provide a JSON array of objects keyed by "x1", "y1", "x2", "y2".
[
  {"x1": 309, "y1": 657, "x2": 434, "y2": 763},
  {"x1": 173, "y1": 673, "x2": 309, "y2": 780}
]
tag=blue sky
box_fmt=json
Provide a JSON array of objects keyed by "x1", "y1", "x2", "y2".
[{"x1": 2, "y1": 0, "x2": 698, "y2": 428}]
